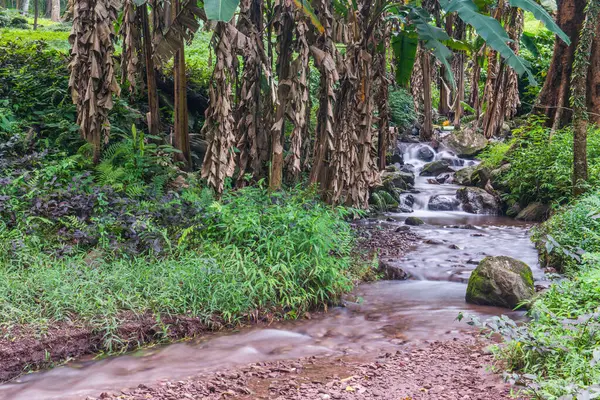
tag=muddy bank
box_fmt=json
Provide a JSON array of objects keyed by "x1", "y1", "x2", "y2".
[
  {"x1": 0, "y1": 227, "x2": 416, "y2": 384},
  {"x1": 0, "y1": 313, "x2": 210, "y2": 383},
  {"x1": 91, "y1": 334, "x2": 525, "y2": 400}
]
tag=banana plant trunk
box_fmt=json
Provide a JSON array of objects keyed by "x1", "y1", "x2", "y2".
[
  {"x1": 172, "y1": 0, "x2": 191, "y2": 169},
  {"x1": 139, "y1": 3, "x2": 161, "y2": 138},
  {"x1": 421, "y1": 49, "x2": 433, "y2": 141},
  {"x1": 269, "y1": 3, "x2": 294, "y2": 191}
]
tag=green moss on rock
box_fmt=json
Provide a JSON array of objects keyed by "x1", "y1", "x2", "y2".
[{"x1": 466, "y1": 256, "x2": 535, "y2": 309}]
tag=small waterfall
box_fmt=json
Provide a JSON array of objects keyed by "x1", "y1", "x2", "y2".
[{"x1": 397, "y1": 143, "x2": 478, "y2": 212}]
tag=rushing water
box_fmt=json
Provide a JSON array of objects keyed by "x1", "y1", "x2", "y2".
[{"x1": 0, "y1": 143, "x2": 543, "y2": 400}]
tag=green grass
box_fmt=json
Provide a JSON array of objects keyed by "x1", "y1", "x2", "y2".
[
  {"x1": 0, "y1": 185, "x2": 362, "y2": 350},
  {"x1": 0, "y1": 28, "x2": 70, "y2": 51}
]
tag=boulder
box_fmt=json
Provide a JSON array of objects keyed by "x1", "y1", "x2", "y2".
[
  {"x1": 382, "y1": 170, "x2": 415, "y2": 190},
  {"x1": 428, "y1": 194, "x2": 460, "y2": 211},
  {"x1": 420, "y1": 159, "x2": 452, "y2": 176},
  {"x1": 516, "y1": 202, "x2": 550, "y2": 222},
  {"x1": 388, "y1": 152, "x2": 404, "y2": 165},
  {"x1": 454, "y1": 165, "x2": 477, "y2": 186},
  {"x1": 466, "y1": 256, "x2": 535, "y2": 309},
  {"x1": 456, "y1": 187, "x2": 500, "y2": 215},
  {"x1": 443, "y1": 127, "x2": 488, "y2": 157},
  {"x1": 435, "y1": 172, "x2": 453, "y2": 184},
  {"x1": 417, "y1": 146, "x2": 435, "y2": 162},
  {"x1": 402, "y1": 194, "x2": 415, "y2": 207},
  {"x1": 405, "y1": 216, "x2": 425, "y2": 226},
  {"x1": 379, "y1": 260, "x2": 409, "y2": 280},
  {"x1": 506, "y1": 202, "x2": 522, "y2": 218}
]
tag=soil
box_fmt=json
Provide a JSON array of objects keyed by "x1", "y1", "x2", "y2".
[
  {"x1": 0, "y1": 314, "x2": 210, "y2": 383},
  {"x1": 0, "y1": 225, "x2": 416, "y2": 384},
  {"x1": 91, "y1": 334, "x2": 525, "y2": 400}
]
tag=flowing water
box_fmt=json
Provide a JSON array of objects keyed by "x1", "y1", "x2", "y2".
[{"x1": 0, "y1": 143, "x2": 543, "y2": 400}]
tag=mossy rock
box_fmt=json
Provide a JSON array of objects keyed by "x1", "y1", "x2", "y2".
[
  {"x1": 420, "y1": 160, "x2": 452, "y2": 176},
  {"x1": 516, "y1": 202, "x2": 550, "y2": 222},
  {"x1": 466, "y1": 256, "x2": 534, "y2": 309},
  {"x1": 443, "y1": 127, "x2": 488, "y2": 157},
  {"x1": 405, "y1": 216, "x2": 425, "y2": 226}
]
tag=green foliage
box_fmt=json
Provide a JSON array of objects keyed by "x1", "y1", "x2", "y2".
[
  {"x1": 508, "y1": 0, "x2": 570, "y2": 45},
  {"x1": 478, "y1": 141, "x2": 511, "y2": 168},
  {"x1": 388, "y1": 87, "x2": 416, "y2": 129},
  {"x1": 204, "y1": 0, "x2": 240, "y2": 21},
  {"x1": 0, "y1": 186, "x2": 359, "y2": 348},
  {"x1": 440, "y1": 0, "x2": 537, "y2": 84},
  {"x1": 472, "y1": 265, "x2": 600, "y2": 399},
  {"x1": 533, "y1": 191, "x2": 600, "y2": 273},
  {"x1": 519, "y1": 29, "x2": 554, "y2": 112},
  {"x1": 480, "y1": 118, "x2": 600, "y2": 206},
  {"x1": 391, "y1": 31, "x2": 418, "y2": 87}
]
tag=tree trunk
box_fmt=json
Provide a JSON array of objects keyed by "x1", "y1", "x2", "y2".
[
  {"x1": 571, "y1": 0, "x2": 600, "y2": 195},
  {"x1": 33, "y1": 0, "x2": 38, "y2": 29},
  {"x1": 21, "y1": 0, "x2": 29, "y2": 14},
  {"x1": 50, "y1": 0, "x2": 60, "y2": 22},
  {"x1": 421, "y1": 50, "x2": 433, "y2": 141},
  {"x1": 172, "y1": 0, "x2": 191, "y2": 170},
  {"x1": 535, "y1": 0, "x2": 600, "y2": 127},
  {"x1": 139, "y1": 3, "x2": 161, "y2": 138},
  {"x1": 453, "y1": 52, "x2": 465, "y2": 127},
  {"x1": 269, "y1": 5, "x2": 293, "y2": 191},
  {"x1": 45, "y1": 0, "x2": 51, "y2": 17},
  {"x1": 439, "y1": 14, "x2": 453, "y2": 117}
]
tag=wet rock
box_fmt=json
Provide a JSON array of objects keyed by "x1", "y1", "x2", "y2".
[
  {"x1": 515, "y1": 202, "x2": 550, "y2": 222},
  {"x1": 417, "y1": 146, "x2": 435, "y2": 162},
  {"x1": 405, "y1": 217, "x2": 425, "y2": 226},
  {"x1": 420, "y1": 159, "x2": 452, "y2": 176},
  {"x1": 466, "y1": 256, "x2": 535, "y2": 309},
  {"x1": 400, "y1": 164, "x2": 415, "y2": 174},
  {"x1": 386, "y1": 217, "x2": 395, "y2": 222},
  {"x1": 506, "y1": 202, "x2": 522, "y2": 218},
  {"x1": 378, "y1": 260, "x2": 409, "y2": 280},
  {"x1": 403, "y1": 194, "x2": 415, "y2": 207},
  {"x1": 428, "y1": 194, "x2": 460, "y2": 211},
  {"x1": 456, "y1": 187, "x2": 500, "y2": 215},
  {"x1": 381, "y1": 170, "x2": 415, "y2": 189},
  {"x1": 454, "y1": 165, "x2": 477, "y2": 186},
  {"x1": 443, "y1": 126, "x2": 488, "y2": 157},
  {"x1": 436, "y1": 172, "x2": 453, "y2": 184},
  {"x1": 398, "y1": 205, "x2": 414, "y2": 213},
  {"x1": 427, "y1": 178, "x2": 440, "y2": 184},
  {"x1": 425, "y1": 239, "x2": 444, "y2": 245},
  {"x1": 395, "y1": 226, "x2": 411, "y2": 232},
  {"x1": 449, "y1": 244, "x2": 461, "y2": 250},
  {"x1": 388, "y1": 152, "x2": 403, "y2": 165}
]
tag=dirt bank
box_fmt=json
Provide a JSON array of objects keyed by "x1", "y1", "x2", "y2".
[
  {"x1": 0, "y1": 226, "x2": 416, "y2": 383},
  {"x1": 92, "y1": 334, "x2": 525, "y2": 400}
]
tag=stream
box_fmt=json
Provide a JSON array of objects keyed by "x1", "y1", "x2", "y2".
[{"x1": 0, "y1": 143, "x2": 543, "y2": 400}]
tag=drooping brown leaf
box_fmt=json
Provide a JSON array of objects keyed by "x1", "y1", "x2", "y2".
[
  {"x1": 152, "y1": 0, "x2": 206, "y2": 68},
  {"x1": 68, "y1": 0, "x2": 120, "y2": 163}
]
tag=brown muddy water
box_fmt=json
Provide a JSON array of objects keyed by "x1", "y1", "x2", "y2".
[{"x1": 0, "y1": 143, "x2": 543, "y2": 400}]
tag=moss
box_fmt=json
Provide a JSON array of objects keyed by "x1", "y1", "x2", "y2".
[
  {"x1": 520, "y1": 267, "x2": 534, "y2": 288},
  {"x1": 466, "y1": 265, "x2": 490, "y2": 303}
]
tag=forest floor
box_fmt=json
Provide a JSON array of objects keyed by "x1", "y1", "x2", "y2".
[{"x1": 93, "y1": 333, "x2": 522, "y2": 400}]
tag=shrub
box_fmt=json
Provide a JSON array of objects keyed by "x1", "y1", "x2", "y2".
[
  {"x1": 484, "y1": 118, "x2": 600, "y2": 207},
  {"x1": 389, "y1": 86, "x2": 416, "y2": 130}
]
